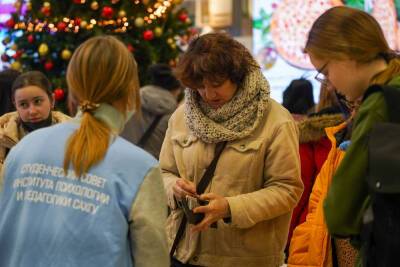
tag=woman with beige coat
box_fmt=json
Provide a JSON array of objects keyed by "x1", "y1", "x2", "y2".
[
  {"x1": 160, "y1": 32, "x2": 303, "y2": 267},
  {"x1": 0, "y1": 71, "x2": 70, "y2": 172}
]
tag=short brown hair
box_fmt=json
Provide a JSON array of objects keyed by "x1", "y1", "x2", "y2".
[{"x1": 175, "y1": 32, "x2": 258, "y2": 89}]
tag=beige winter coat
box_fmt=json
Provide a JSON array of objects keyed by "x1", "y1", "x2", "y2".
[
  {"x1": 160, "y1": 99, "x2": 303, "y2": 267},
  {"x1": 0, "y1": 111, "x2": 70, "y2": 171}
]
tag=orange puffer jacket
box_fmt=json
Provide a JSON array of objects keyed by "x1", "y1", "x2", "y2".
[{"x1": 288, "y1": 122, "x2": 347, "y2": 267}]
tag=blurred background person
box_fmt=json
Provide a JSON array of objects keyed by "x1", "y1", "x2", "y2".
[
  {"x1": 286, "y1": 79, "x2": 344, "y2": 252},
  {"x1": 0, "y1": 69, "x2": 21, "y2": 116},
  {"x1": 121, "y1": 63, "x2": 182, "y2": 159},
  {"x1": 282, "y1": 78, "x2": 315, "y2": 121},
  {"x1": 287, "y1": 79, "x2": 358, "y2": 267}
]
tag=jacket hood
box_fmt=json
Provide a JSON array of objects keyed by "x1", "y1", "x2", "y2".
[
  {"x1": 140, "y1": 85, "x2": 177, "y2": 116},
  {"x1": 298, "y1": 113, "x2": 344, "y2": 143}
]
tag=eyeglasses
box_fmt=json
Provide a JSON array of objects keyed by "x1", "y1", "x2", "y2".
[{"x1": 315, "y1": 62, "x2": 329, "y2": 83}]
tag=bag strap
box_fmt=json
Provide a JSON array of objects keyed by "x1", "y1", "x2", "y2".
[
  {"x1": 137, "y1": 115, "x2": 163, "y2": 148},
  {"x1": 169, "y1": 141, "x2": 227, "y2": 258},
  {"x1": 170, "y1": 216, "x2": 187, "y2": 259},
  {"x1": 196, "y1": 141, "x2": 227, "y2": 195},
  {"x1": 381, "y1": 85, "x2": 400, "y2": 124},
  {"x1": 364, "y1": 84, "x2": 400, "y2": 124}
]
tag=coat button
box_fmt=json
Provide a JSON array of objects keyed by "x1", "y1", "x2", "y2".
[
  {"x1": 240, "y1": 144, "x2": 245, "y2": 149},
  {"x1": 193, "y1": 256, "x2": 198, "y2": 262},
  {"x1": 376, "y1": 181, "x2": 381, "y2": 189}
]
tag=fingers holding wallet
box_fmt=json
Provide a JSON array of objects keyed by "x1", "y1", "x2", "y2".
[
  {"x1": 191, "y1": 193, "x2": 231, "y2": 232},
  {"x1": 173, "y1": 178, "x2": 197, "y2": 200}
]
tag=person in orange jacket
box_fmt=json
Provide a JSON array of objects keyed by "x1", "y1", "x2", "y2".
[
  {"x1": 286, "y1": 80, "x2": 344, "y2": 252},
  {"x1": 288, "y1": 120, "x2": 358, "y2": 267}
]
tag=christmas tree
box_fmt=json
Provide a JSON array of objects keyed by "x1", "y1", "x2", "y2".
[{"x1": 0, "y1": 0, "x2": 194, "y2": 111}]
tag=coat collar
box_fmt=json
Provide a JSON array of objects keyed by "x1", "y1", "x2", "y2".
[
  {"x1": 0, "y1": 112, "x2": 20, "y2": 148},
  {"x1": 0, "y1": 111, "x2": 71, "y2": 149}
]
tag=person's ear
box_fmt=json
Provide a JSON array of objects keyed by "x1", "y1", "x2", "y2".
[
  {"x1": 50, "y1": 93, "x2": 55, "y2": 109},
  {"x1": 67, "y1": 93, "x2": 79, "y2": 116}
]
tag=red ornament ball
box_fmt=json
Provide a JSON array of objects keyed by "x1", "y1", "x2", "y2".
[
  {"x1": 143, "y1": 30, "x2": 154, "y2": 41},
  {"x1": 73, "y1": 0, "x2": 83, "y2": 4},
  {"x1": 74, "y1": 18, "x2": 81, "y2": 26},
  {"x1": 127, "y1": 44, "x2": 135, "y2": 53},
  {"x1": 57, "y1": 22, "x2": 67, "y2": 32},
  {"x1": 41, "y1": 6, "x2": 51, "y2": 16},
  {"x1": 44, "y1": 61, "x2": 54, "y2": 71},
  {"x1": 5, "y1": 18, "x2": 15, "y2": 29},
  {"x1": 178, "y1": 13, "x2": 188, "y2": 22},
  {"x1": 101, "y1": 6, "x2": 114, "y2": 19},
  {"x1": 27, "y1": 35, "x2": 35, "y2": 43},
  {"x1": 54, "y1": 88, "x2": 65, "y2": 101},
  {"x1": 13, "y1": 50, "x2": 23, "y2": 59}
]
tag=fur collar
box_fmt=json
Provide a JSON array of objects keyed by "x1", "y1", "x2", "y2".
[{"x1": 298, "y1": 113, "x2": 344, "y2": 143}]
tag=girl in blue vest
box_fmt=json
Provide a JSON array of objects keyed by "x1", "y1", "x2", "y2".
[{"x1": 0, "y1": 36, "x2": 169, "y2": 267}]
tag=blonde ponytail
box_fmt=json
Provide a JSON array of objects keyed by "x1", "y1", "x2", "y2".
[
  {"x1": 63, "y1": 113, "x2": 111, "y2": 176},
  {"x1": 64, "y1": 36, "x2": 139, "y2": 176}
]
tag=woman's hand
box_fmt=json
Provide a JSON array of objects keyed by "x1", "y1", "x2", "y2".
[
  {"x1": 172, "y1": 178, "x2": 197, "y2": 200},
  {"x1": 191, "y1": 193, "x2": 231, "y2": 232}
]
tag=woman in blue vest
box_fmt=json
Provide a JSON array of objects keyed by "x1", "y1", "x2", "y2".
[{"x1": 0, "y1": 36, "x2": 169, "y2": 267}]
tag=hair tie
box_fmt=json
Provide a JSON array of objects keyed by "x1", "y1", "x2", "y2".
[{"x1": 80, "y1": 100, "x2": 100, "y2": 113}]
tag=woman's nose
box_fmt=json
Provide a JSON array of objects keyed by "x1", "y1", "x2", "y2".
[
  {"x1": 204, "y1": 87, "x2": 217, "y2": 99},
  {"x1": 28, "y1": 105, "x2": 38, "y2": 114}
]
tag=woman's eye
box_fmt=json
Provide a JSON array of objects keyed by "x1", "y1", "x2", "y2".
[
  {"x1": 34, "y1": 99, "x2": 43, "y2": 105},
  {"x1": 19, "y1": 103, "x2": 28, "y2": 109}
]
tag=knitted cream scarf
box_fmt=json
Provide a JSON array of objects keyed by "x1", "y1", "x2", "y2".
[{"x1": 185, "y1": 68, "x2": 270, "y2": 143}]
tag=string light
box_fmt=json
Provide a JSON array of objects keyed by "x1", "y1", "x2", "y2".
[{"x1": 10, "y1": 0, "x2": 175, "y2": 33}]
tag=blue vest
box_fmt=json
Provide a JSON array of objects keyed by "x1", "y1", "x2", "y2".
[{"x1": 0, "y1": 122, "x2": 157, "y2": 267}]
